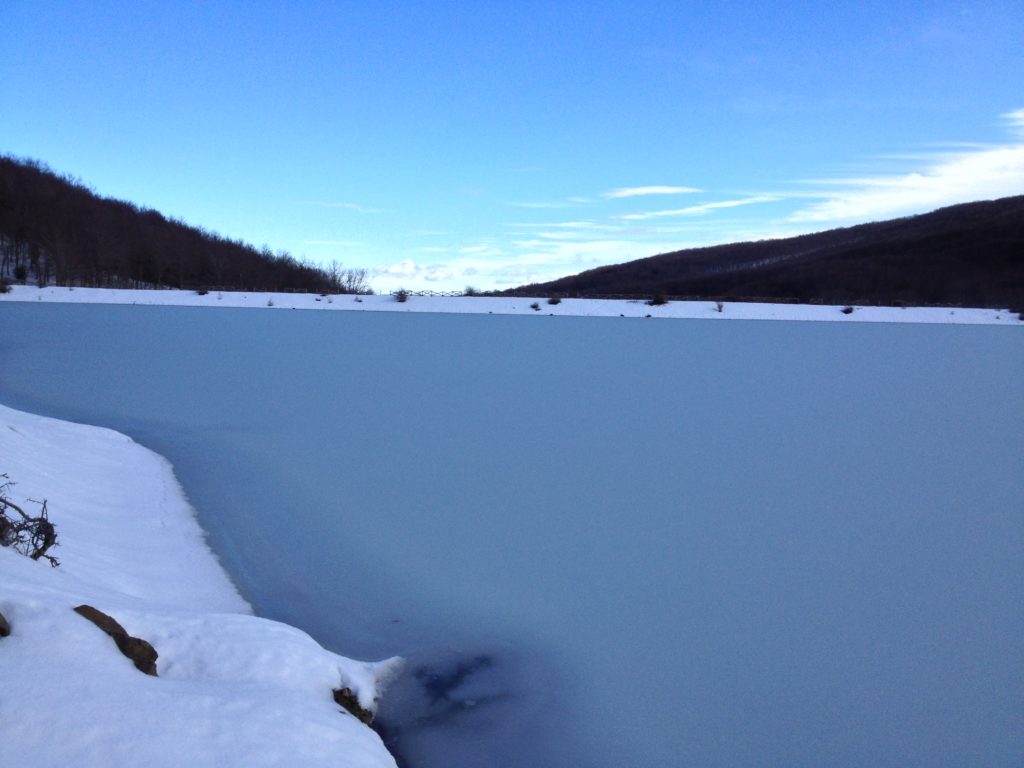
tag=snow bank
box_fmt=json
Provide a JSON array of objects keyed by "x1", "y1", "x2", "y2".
[
  {"x1": 1, "y1": 284, "x2": 1019, "y2": 324},
  {"x1": 0, "y1": 403, "x2": 399, "y2": 768}
]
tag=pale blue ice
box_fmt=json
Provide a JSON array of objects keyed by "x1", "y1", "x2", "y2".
[{"x1": 1, "y1": 304, "x2": 1021, "y2": 767}]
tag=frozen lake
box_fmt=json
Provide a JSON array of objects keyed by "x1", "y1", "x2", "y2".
[{"x1": 1, "y1": 303, "x2": 1022, "y2": 767}]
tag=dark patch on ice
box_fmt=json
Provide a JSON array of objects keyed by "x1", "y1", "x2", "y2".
[
  {"x1": 374, "y1": 645, "x2": 572, "y2": 768},
  {"x1": 415, "y1": 654, "x2": 500, "y2": 711}
]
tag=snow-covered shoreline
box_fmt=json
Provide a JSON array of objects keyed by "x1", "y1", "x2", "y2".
[
  {"x1": 1, "y1": 283, "x2": 1020, "y2": 324},
  {"x1": 0, "y1": 402, "x2": 399, "y2": 767}
]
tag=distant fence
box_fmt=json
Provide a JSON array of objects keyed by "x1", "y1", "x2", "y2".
[{"x1": 389, "y1": 290, "x2": 468, "y2": 297}]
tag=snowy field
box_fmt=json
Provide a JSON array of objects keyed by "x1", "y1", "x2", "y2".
[
  {"x1": 1, "y1": 283, "x2": 1020, "y2": 324},
  {"x1": 0, "y1": 289, "x2": 1021, "y2": 767},
  {"x1": 0, "y1": 402, "x2": 399, "y2": 768}
]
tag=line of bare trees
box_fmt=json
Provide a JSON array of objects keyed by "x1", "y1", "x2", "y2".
[{"x1": 0, "y1": 155, "x2": 371, "y2": 294}]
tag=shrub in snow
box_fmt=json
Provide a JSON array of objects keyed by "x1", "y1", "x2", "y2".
[
  {"x1": 195, "y1": 288, "x2": 209, "y2": 296},
  {"x1": 0, "y1": 474, "x2": 58, "y2": 566},
  {"x1": 395, "y1": 289, "x2": 409, "y2": 303},
  {"x1": 530, "y1": 302, "x2": 541, "y2": 311},
  {"x1": 647, "y1": 292, "x2": 668, "y2": 306},
  {"x1": 842, "y1": 306, "x2": 855, "y2": 315},
  {"x1": 547, "y1": 296, "x2": 561, "y2": 305},
  {"x1": 714, "y1": 301, "x2": 724, "y2": 313}
]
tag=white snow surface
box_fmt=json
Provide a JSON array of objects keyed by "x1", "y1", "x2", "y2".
[
  {"x1": 0, "y1": 402, "x2": 400, "y2": 768},
  {"x1": 1, "y1": 283, "x2": 1020, "y2": 324}
]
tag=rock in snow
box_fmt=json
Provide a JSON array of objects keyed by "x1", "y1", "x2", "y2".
[
  {"x1": 73, "y1": 604, "x2": 161, "y2": 676},
  {"x1": 0, "y1": 402, "x2": 400, "y2": 768}
]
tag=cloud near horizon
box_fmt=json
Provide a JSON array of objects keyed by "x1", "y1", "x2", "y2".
[
  {"x1": 374, "y1": 258, "x2": 460, "y2": 283},
  {"x1": 371, "y1": 235, "x2": 688, "y2": 291},
  {"x1": 369, "y1": 108, "x2": 1024, "y2": 293}
]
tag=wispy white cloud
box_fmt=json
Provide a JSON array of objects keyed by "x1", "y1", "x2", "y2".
[
  {"x1": 1004, "y1": 108, "x2": 1024, "y2": 134},
  {"x1": 785, "y1": 107, "x2": 1024, "y2": 223},
  {"x1": 503, "y1": 220, "x2": 623, "y2": 231},
  {"x1": 602, "y1": 185, "x2": 702, "y2": 199},
  {"x1": 459, "y1": 243, "x2": 503, "y2": 257},
  {"x1": 533, "y1": 231, "x2": 596, "y2": 241},
  {"x1": 506, "y1": 200, "x2": 580, "y2": 209},
  {"x1": 618, "y1": 195, "x2": 780, "y2": 221},
  {"x1": 507, "y1": 195, "x2": 594, "y2": 209},
  {"x1": 296, "y1": 200, "x2": 383, "y2": 214},
  {"x1": 790, "y1": 148, "x2": 1024, "y2": 223}
]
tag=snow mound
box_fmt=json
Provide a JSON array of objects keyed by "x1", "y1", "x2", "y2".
[{"x1": 0, "y1": 403, "x2": 399, "y2": 768}]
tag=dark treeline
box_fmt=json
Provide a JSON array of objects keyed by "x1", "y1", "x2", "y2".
[
  {"x1": 513, "y1": 196, "x2": 1024, "y2": 310},
  {"x1": 0, "y1": 156, "x2": 370, "y2": 293}
]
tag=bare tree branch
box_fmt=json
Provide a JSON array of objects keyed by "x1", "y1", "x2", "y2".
[{"x1": 0, "y1": 474, "x2": 59, "y2": 566}]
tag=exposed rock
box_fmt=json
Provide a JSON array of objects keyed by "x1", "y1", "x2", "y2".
[
  {"x1": 333, "y1": 687, "x2": 374, "y2": 724},
  {"x1": 73, "y1": 604, "x2": 158, "y2": 676},
  {"x1": 74, "y1": 604, "x2": 127, "y2": 636},
  {"x1": 0, "y1": 610, "x2": 9, "y2": 637},
  {"x1": 113, "y1": 634, "x2": 159, "y2": 676}
]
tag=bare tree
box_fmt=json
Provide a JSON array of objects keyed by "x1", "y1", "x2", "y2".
[{"x1": 323, "y1": 260, "x2": 372, "y2": 294}]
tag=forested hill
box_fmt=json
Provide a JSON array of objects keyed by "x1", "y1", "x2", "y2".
[
  {"x1": 0, "y1": 156, "x2": 368, "y2": 293},
  {"x1": 512, "y1": 196, "x2": 1024, "y2": 310}
]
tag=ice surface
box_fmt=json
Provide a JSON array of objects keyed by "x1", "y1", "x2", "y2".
[{"x1": 1, "y1": 302, "x2": 1021, "y2": 767}]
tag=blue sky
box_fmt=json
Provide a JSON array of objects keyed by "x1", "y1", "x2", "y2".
[{"x1": 2, "y1": 1, "x2": 1022, "y2": 292}]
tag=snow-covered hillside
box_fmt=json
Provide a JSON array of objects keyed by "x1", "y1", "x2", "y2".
[
  {"x1": 1, "y1": 283, "x2": 1019, "y2": 324},
  {"x1": 0, "y1": 403, "x2": 400, "y2": 768}
]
